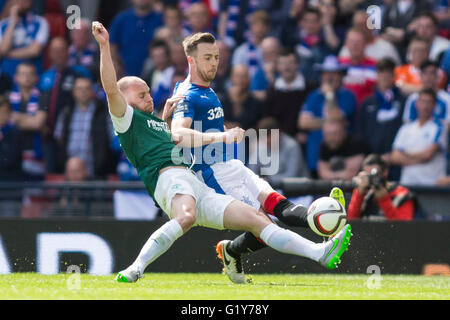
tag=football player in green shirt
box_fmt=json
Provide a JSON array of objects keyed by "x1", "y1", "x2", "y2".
[{"x1": 92, "y1": 21, "x2": 351, "y2": 283}]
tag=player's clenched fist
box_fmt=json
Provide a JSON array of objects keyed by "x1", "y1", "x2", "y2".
[
  {"x1": 224, "y1": 127, "x2": 245, "y2": 144},
  {"x1": 92, "y1": 21, "x2": 109, "y2": 46}
]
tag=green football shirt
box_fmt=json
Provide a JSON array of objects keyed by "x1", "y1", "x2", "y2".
[{"x1": 110, "y1": 105, "x2": 188, "y2": 201}]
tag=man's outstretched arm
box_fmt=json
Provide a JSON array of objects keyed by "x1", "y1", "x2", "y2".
[
  {"x1": 171, "y1": 116, "x2": 245, "y2": 148},
  {"x1": 92, "y1": 21, "x2": 127, "y2": 118}
]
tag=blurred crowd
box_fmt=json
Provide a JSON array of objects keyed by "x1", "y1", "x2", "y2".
[{"x1": 1, "y1": 0, "x2": 450, "y2": 190}]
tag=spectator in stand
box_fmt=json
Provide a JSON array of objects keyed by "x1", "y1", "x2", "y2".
[
  {"x1": 53, "y1": 76, "x2": 117, "y2": 179},
  {"x1": 179, "y1": 0, "x2": 219, "y2": 25},
  {"x1": 263, "y1": 48, "x2": 309, "y2": 139},
  {"x1": 285, "y1": 0, "x2": 307, "y2": 21},
  {"x1": 55, "y1": 156, "x2": 91, "y2": 215},
  {"x1": 68, "y1": 18, "x2": 99, "y2": 81},
  {"x1": 391, "y1": 88, "x2": 448, "y2": 186},
  {"x1": 183, "y1": 2, "x2": 214, "y2": 36},
  {"x1": 432, "y1": 0, "x2": 450, "y2": 27},
  {"x1": 64, "y1": 156, "x2": 89, "y2": 183},
  {"x1": 317, "y1": 0, "x2": 347, "y2": 45},
  {"x1": 298, "y1": 55, "x2": 356, "y2": 177},
  {"x1": 317, "y1": 118, "x2": 371, "y2": 181},
  {"x1": 231, "y1": 10, "x2": 271, "y2": 78},
  {"x1": 281, "y1": 6, "x2": 336, "y2": 86},
  {"x1": 395, "y1": 37, "x2": 434, "y2": 96},
  {"x1": 348, "y1": 154, "x2": 415, "y2": 221},
  {"x1": 248, "y1": 117, "x2": 310, "y2": 188},
  {"x1": 258, "y1": 0, "x2": 297, "y2": 36},
  {"x1": 409, "y1": 12, "x2": 450, "y2": 63},
  {"x1": 155, "y1": 4, "x2": 189, "y2": 44},
  {"x1": 250, "y1": 36, "x2": 282, "y2": 101},
  {"x1": 169, "y1": 41, "x2": 188, "y2": 75},
  {"x1": 359, "y1": 58, "x2": 406, "y2": 166},
  {"x1": 109, "y1": 0, "x2": 163, "y2": 76},
  {"x1": 339, "y1": 10, "x2": 402, "y2": 65},
  {"x1": 221, "y1": 64, "x2": 261, "y2": 130},
  {"x1": 210, "y1": 40, "x2": 232, "y2": 101},
  {"x1": 381, "y1": 0, "x2": 432, "y2": 61},
  {"x1": 217, "y1": 0, "x2": 265, "y2": 48},
  {"x1": 141, "y1": 39, "x2": 174, "y2": 112},
  {"x1": 403, "y1": 60, "x2": 450, "y2": 125},
  {"x1": 9, "y1": 62, "x2": 46, "y2": 181},
  {"x1": 338, "y1": 28, "x2": 377, "y2": 109},
  {"x1": 39, "y1": 37, "x2": 91, "y2": 173},
  {"x1": 0, "y1": 0, "x2": 49, "y2": 77},
  {"x1": 317, "y1": 0, "x2": 341, "y2": 50},
  {"x1": 0, "y1": 95, "x2": 23, "y2": 181}
]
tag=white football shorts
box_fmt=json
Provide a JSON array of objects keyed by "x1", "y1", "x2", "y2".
[
  {"x1": 154, "y1": 168, "x2": 235, "y2": 230},
  {"x1": 196, "y1": 159, "x2": 272, "y2": 210}
]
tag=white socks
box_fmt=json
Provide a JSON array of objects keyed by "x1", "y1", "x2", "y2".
[
  {"x1": 259, "y1": 223, "x2": 328, "y2": 262},
  {"x1": 131, "y1": 219, "x2": 183, "y2": 273},
  {"x1": 130, "y1": 221, "x2": 327, "y2": 274}
]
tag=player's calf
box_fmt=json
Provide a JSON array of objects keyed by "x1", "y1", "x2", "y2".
[{"x1": 262, "y1": 191, "x2": 309, "y2": 228}]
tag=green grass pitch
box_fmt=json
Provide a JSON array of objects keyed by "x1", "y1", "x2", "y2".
[{"x1": 0, "y1": 273, "x2": 448, "y2": 300}]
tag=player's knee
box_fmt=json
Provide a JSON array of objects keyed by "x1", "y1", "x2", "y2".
[{"x1": 176, "y1": 212, "x2": 196, "y2": 232}]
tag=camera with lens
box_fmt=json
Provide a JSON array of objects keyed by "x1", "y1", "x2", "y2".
[{"x1": 369, "y1": 168, "x2": 386, "y2": 189}]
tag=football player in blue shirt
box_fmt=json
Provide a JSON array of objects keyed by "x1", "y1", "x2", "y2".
[{"x1": 171, "y1": 33, "x2": 346, "y2": 283}]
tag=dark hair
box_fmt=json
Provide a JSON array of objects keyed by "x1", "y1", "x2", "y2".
[
  {"x1": 376, "y1": 58, "x2": 396, "y2": 72},
  {"x1": 279, "y1": 47, "x2": 300, "y2": 63},
  {"x1": 300, "y1": 6, "x2": 322, "y2": 20},
  {"x1": 418, "y1": 87, "x2": 437, "y2": 103},
  {"x1": 362, "y1": 154, "x2": 388, "y2": 172},
  {"x1": 149, "y1": 39, "x2": 171, "y2": 56},
  {"x1": 420, "y1": 59, "x2": 439, "y2": 72},
  {"x1": 183, "y1": 32, "x2": 216, "y2": 56},
  {"x1": 417, "y1": 11, "x2": 439, "y2": 27},
  {"x1": 164, "y1": 3, "x2": 180, "y2": 12},
  {"x1": 257, "y1": 117, "x2": 281, "y2": 136},
  {"x1": 73, "y1": 76, "x2": 93, "y2": 91},
  {"x1": 257, "y1": 117, "x2": 280, "y2": 130}
]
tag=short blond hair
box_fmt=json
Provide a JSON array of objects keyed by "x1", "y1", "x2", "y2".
[{"x1": 182, "y1": 32, "x2": 216, "y2": 57}]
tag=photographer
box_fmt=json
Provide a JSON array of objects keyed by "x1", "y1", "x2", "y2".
[{"x1": 347, "y1": 154, "x2": 415, "y2": 221}]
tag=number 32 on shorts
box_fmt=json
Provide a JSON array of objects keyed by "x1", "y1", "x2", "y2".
[{"x1": 207, "y1": 107, "x2": 224, "y2": 120}]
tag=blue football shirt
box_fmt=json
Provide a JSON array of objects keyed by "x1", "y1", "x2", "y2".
[{"x1": 172, "y1": 80, "x2": 242, "y2": 189}]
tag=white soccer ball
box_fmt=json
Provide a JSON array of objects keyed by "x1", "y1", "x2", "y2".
[{"x1": 307, "y1": 197, "x2": 347, "y2": 237}]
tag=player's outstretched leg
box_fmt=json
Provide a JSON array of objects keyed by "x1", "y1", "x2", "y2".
[
  {"x1": 116, "y1": 219, "x2": 184, "y2": 283},
  {"x1": 257, "y1": 222, "x2": 352, "y2": 271},
  {"x1": 116, "y1": 194, "x2": 195, "y2": 283},
  {"x1": 216, "y1": 187, "x2": 345, "y2": 283},
  {"x1": 263, "y1": 191, "x2": 309, "y2": 227},
  {"x1": 220, "y1": 200, "x2": 353, "y2": 283}
]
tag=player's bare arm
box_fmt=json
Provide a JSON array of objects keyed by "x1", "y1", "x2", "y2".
[
  {"x1": 92, "y1": 21, "x2": 127, "y2": 118},
  {"x1": 171, "y1": 117, "x2": 245, "y2": 148}
]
